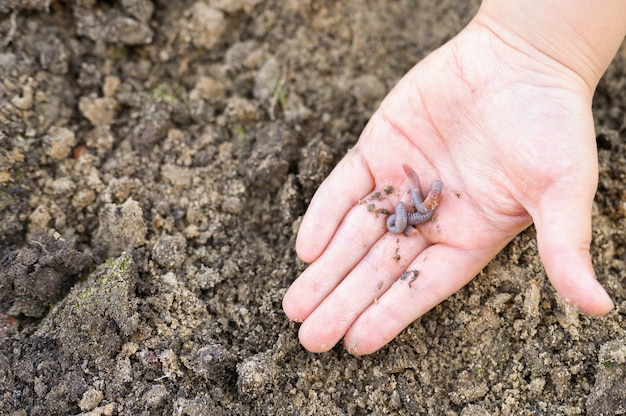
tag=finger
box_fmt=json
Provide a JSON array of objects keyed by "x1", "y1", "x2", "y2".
[
  {"x1": 534, "y1": 185, "x2": 614, "y2": 316},
  {"x1": 297, "y1": 232, "x2": 432, "y2": 352},
  {"x1": 284, "y1": 187, "x2": 391, "y2": 323},
  {"x1": 343, "y1": 244, "x2": 496, "y2": 355},
  {"x1": 296, "y1": 147, "x2": 374, "y2": 263}
]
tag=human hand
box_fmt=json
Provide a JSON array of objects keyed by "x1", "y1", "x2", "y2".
[{"x1": 283, "y1": 15, "x2": 615, "y2": 355}]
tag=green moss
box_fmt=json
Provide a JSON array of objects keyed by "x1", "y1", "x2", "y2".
[
  {"x1": 149, "y1": 82, "x2": 184, "y2": 105},
  {"x1": 234, "y1": 124, "x2": 247, "y2": 137},
  {"x1": 78, "y1": 287, "x2": 93, "y2": 299}
]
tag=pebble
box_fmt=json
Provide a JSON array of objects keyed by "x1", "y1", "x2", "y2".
[
  {"x1": 253, "y1": 56, "x2": 280, "y2": 101},
  {"x1": 95, "y1": 198, "x2": 147, "y2": 257},
  {"x1": 209, "y1": 0, "x2": 264, "y2": 14},
  {"x1": 151, "y1": 234, "x2": 187, "y2": 268},
  {"x1": 190, "y1": 76, "x2": 226, "y2": 102},
  {"x1": 161, "y1": 163, "x2": 192, "y2": 188},
  {"x1": 45, "y1": 126, "x2": 77, "y2": 160},
  {"x1": 236, "y1": 351, "x2": 277, "y2": 399},
  {"x1": 184, "y1": 343, "x2": 235, "y2": 382},
  {"x1": 51, "y1": 177, "x2": 76, "y2": 196},
  {"x1": 121, "y1": 0, "x2": 154, "y2": 23},
  {"x1": 79, "y1": 388, "x2": 104, "y2": 412},
  {"x1": 79, "y1": 96, "x2": 119, "y2": 126},
  {"x1": 11, "y1": 84, "x2": 33, "y2": 110},
  {"x1": 182, "y1": 3, "x2": 226, "y2": 50}
]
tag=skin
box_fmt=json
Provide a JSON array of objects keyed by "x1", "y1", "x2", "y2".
[{"x1": 283, "y1": 1, "x2": 626, "y2": 355}]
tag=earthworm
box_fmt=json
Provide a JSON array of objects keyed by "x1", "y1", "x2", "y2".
[
  {"x1": 404, "y1": 163, "x2": 443, "y2": 213},
  {"x1": 386, "y1": 164, "x2": 443, "y2": 234},
  {"x1": 386, "y1": 202, "x2": 407, "y2": 233},
  {"x1": 407, "y1": 209, "x2": 435, "y2": 225}
]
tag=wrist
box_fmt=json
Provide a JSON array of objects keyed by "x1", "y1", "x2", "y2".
[{"x1": 475, "y1": 0, "x2": 626, "y2": 92}]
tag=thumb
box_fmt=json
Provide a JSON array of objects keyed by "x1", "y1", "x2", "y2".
[{"x1": 533, "y1": 182, "x2": 613, "y2": 316}]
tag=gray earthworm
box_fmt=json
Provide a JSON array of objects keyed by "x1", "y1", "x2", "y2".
[
  {"x1": 386, "y1": 163, "x2": 443, "y2": 234},
  {"x1": 405, "y1": 163, "x2": 443, "y2": 213},
  {"x1": 386, "y1": 201, "x2": 407, "y2": 233}
]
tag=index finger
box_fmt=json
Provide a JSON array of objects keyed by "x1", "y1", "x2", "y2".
[{"x1": 296, "y1": 146, "x2": 374, "y2": 263}]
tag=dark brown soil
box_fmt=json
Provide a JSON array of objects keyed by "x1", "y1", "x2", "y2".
[{"x1": 1, "y1": 1, "x2": 625, "y2": 415}]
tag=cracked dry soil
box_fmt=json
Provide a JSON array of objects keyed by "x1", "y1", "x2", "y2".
[{"x1": 1, "y1": 1, "x2": 626, "y2": 415}]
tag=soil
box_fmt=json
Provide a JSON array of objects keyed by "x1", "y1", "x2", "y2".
[{"x1": 1, "y1": 1, "x2": 626, "y2": 415}]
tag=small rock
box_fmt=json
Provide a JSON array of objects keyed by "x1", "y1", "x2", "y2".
[
  {"x1": 151, "y1": 234, "x2": 187, "y2": 268},
  {"x1": 79, "y1": 388, "x2": 104, "y2": 412},
  {"x1": 131, "y1": 103, "x2": 171, "y2": 153},
  {"x1": 236, "y1": 351, "x2": 278, "y2": 399},
  {"x1": 283, "y1": 92, "x2": 312, "y2": 123},
  {"x1": 190, "y1": 76, "x2": 227, "y2": 102},
  {"x1": 0, "y1": 313, "x2": 19, "y2": 337},
  {"x1": 77, "y1": 62, "x2": 102, "y2": 88},
  {"x1": 184, "y1": 343, "x2": 235, "y2": 382},
  {"x1": 209, "y1": 0, "x2": 244, "y2": 13},
  {"x1": 51, "y1": 177, "x2": 76, "y2": 197},
  {"x1": 449, "y1": 370, "x2": 489, "y2": 405},
  {"x1": 173, "y1": 393, "x2": 228, "y2": 416},
  {"x1": 45, "y1": 126, "x2": 77, "y2": 160},
  {"x1": 106, "y1": 16, "x2": 153, "y2": 45},
  {"x1": 121, "y1": 0, "x2": 154, "y2": 23},
  {"x1": 253, "y1": 57, "x2": 280, "y2": 101},
  {"x1": 192, "y1": 266, "x2": 224, "y2": 290},
  {"x1": 0, "y1": 0, "x2": 50, "y2": 12},
  {"x1": 181, "y1": 3, "x2": 226, "y2": 50},
  {"x1": 523, "y1": 280, "x2": 541, "y2": 319},
  {"x1": 79, "y1": 96, "x2": 119, "y2": 126},
  {"x1": 209, "y1": 0, "x2": 264, "y2": 14},
  {"x1": 245, "y1": 152, "x2": 289, "y2": 192},
  {"x1": 85, "y1": 126, "x2": 115, "y2": 156},
  {"x1": 223, "y1": 96, "x2": 260, "y2": 123},
  {"x1": 65, "y1": 370, "x2": 89, "y2": 403},
  {"x1": 95, "y1": 198, "x2": 147, "y2": 257},
  {"x1": 279, "y1": 174, "x2": 303, "y2": 222},
  {"x1": 78, "y1": 402, "x2": 116, "y2": 416},
  {"x1": 39, "y1": 38, "x2": 69, "y2": 75},
  {"x1": 225, "y1": 40, "x2": 265, "y2": 70},
  {"x1": 527, "y1": 377, "x2": 545, "y2": 396},
  {"x1": 144, "y1": 384, "x2": 168, "y2": 409},
  {"x1": 11, "y1": 84, "x2": 34, "y2": 110},
  {"x1": 72, "y1": 189, "x2": 97, "y2": 209},
  {"x1": 253, "y1": 122, "x2": 299, "y2": 161},
  {"x1": 461, "y1": 404, "x2": 491, "y2": 416},
  {"x1": 0, "y1": 53, "x2": 17, "y2": 70},
  {"x1": 102, "y1": 75, "x2": 120, "y2": 98},
  {"x1": 74, "y1": 6, "x2": 153, "y2": 45},
  {"x1": 28, "y1": 204, "x2": 52, "y2": 234},
  {"x1": 555, "y1": 295, "x2": 580, "y2": 338},
  {"x1": 115, "y1": 357, "x2": 133, "y2": 384},
  {"x1": 221, "y1": 195, "x2": 243, "y2": 215},
  {"x1": 161, "y1": 163, "x2": 192, "y2": 187}
]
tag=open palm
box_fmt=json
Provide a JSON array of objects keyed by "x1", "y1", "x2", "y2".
[{"x1": 283, "y1": 20, "x2": 613, "y2": 355}]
